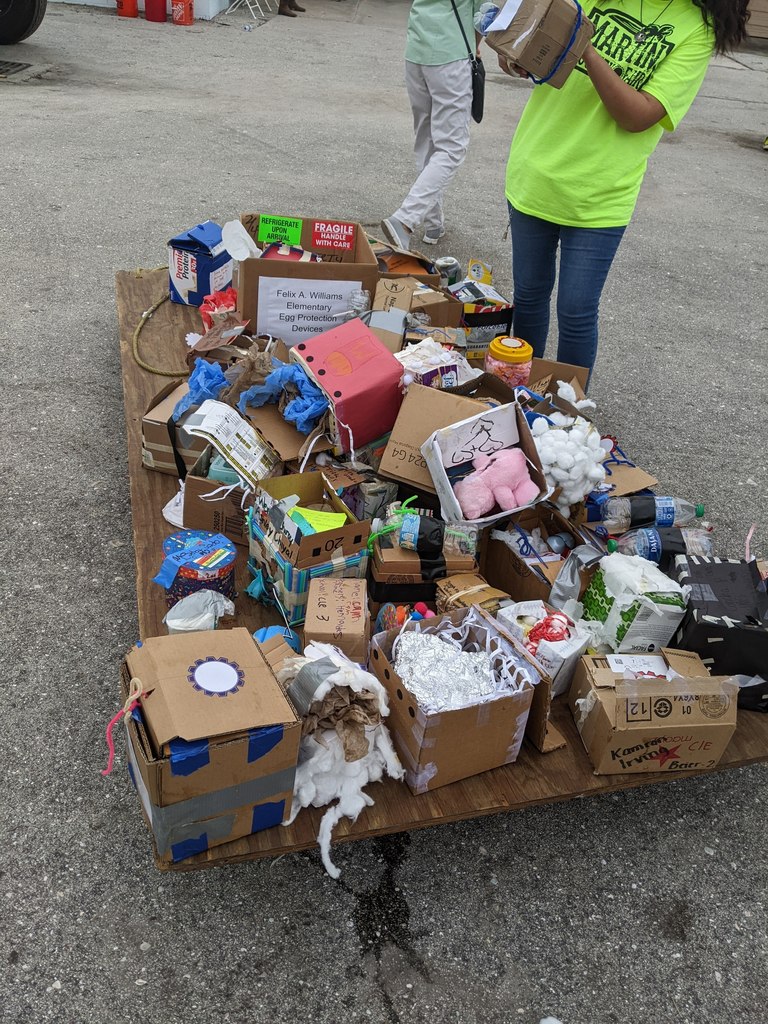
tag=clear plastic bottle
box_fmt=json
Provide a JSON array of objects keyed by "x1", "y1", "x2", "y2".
[
  {"x1": 342, "y1": 288, "x2": 371, "y2": 321},
  {"x1": 607, "y1": 527, "x2": 713, "y2": 564},
  {"x1": 601, "y1": 496, "x2": 704, "y2": 534}
]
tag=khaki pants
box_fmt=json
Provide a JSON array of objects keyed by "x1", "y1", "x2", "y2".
[{"x1": 394, "y1": 58, "x2": 473, "y2": 235}]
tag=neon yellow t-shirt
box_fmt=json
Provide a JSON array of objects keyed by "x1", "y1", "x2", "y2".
[{"x1": 505, "y1": 0, "x2": 714, "y2": 227}]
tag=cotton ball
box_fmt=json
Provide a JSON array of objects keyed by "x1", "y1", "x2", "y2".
[
  {"x1": 550, "y1": 412, "x2": 570, "y2": 427},
  {"x1": 557, "y1": 380, "x2": 577, "y2": 403},
  {"x1": 550, "y1": 467, "x2": 570, "y2": 483},
  {"x1": 539, "y1": 448, "x2": 557, "y2": 467},
  {"x1": 588, "y1": 464, "x2": 606, "y2": 483},
  {"x1": 586, "y1": 431, "x2": 602, "y2": 450},
  {"x1": 556, "y1": 451, "x2": 575, "y2": 470},
  {"x1": 531, "y1": 417, "x2": 549, "y2": 437}
]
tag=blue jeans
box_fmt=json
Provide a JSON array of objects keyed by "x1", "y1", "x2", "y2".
[{"x1": 508, "y1": 205, "x2": 626, "y2": 376}]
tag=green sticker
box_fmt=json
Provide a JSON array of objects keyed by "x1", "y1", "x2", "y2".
[{"x1": 257, "y1": 215, "x2": 303, "y2": 247}]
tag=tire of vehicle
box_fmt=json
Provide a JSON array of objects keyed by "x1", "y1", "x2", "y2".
[{"x1": 0, "y1": 0, "x2": 48, "y2": 45}]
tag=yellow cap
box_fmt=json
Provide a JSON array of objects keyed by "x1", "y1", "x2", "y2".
[{"x1": 488, "y1": 336, "x2": 533, "y2": 364}]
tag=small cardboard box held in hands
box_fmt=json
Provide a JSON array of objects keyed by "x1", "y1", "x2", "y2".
[{"x1": 483, "y1": 0, "x2": 594, "y2": 89}]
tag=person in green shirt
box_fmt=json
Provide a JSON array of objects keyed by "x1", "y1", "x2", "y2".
[
  {"x1": 498, "y1": 0, "x2": 749, "y2": 377},
  {"x1": 381, "y1": 0, "x2": 483, "y2": 250}
]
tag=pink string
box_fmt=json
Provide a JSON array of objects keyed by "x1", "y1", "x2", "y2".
[{"x1": 101, "y1": 700, "x2": 139, "y2": 777}]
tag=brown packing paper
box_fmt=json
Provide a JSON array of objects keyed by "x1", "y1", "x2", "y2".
[{"x1": 303, "y1": 685, "x2": 382, "y2": 763}]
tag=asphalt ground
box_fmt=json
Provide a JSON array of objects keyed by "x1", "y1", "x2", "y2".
[{"x1": 1, "y1": 3, "x2": 767, "y2": 1022}]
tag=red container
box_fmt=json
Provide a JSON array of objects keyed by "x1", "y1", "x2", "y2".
[
  {"x1": 145, "y1": 0, "x2": 167, "y2": 21},
  {"x1": 171, "y1": 0, "x2": 193, "y2": 23},
  {"x1": 117, "y1": 0, "x2": 138, "y2": 16}
]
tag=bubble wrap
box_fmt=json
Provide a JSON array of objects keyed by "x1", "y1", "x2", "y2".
[{"x1": 392, "y1": 631, "x2": 496, "y2": 712}]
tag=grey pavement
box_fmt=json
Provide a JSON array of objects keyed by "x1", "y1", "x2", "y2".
[{"x1": 1, "y1": 3, "x2": 767, "y2": 1022}]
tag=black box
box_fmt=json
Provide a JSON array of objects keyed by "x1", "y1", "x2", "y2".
[{"x1": 673, "y1": 555, "x2": 768, "y2": 676}]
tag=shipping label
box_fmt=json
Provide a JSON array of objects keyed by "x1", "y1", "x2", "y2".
[
  {"x1": 256, "y1": 215, "x2": 303, "y2": 247},
  {"x1": 311, "y1": 220, "x2": 356, "y2": 252}
]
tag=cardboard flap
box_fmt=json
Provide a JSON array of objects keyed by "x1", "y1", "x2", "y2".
[
  {"x1": 127, "y1": 629, "x2": 296, "y2": 750},
  {"x1": 245, "y1": 403, "x2": 331, "y2": 463},
  {"x1": 661, "y1": 648, "x2": 710, "y2": 678}
]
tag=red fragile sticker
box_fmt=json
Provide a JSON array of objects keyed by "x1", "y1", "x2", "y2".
[{"x1": 311, "y1": 220, "x2": 356, "y2": 252}]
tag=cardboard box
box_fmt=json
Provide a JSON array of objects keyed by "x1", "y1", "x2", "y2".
[
  {"x1": 569, "y1": 649, "x2": 738, "y2": 775},
  {"x1": 141, "y1": 381, "x2": 208, "y2": 477},
  {"x1": 183, "y1": 445, "x2": 256, "y2": 546},
  {"x1": 369, "y1": 607, "x2": 540, "y2": 793},
  {"x1": 496, "y1": 599, "x2": 590, "y2": 696},
  {"x1": 448, "y1": 279, "x2": 513, "y2": 362},
  {"x1": 369, "y1": 277, "x2": 420, "y2": 353},
  {"x1": 373, "y1": 537, "x2": 477, "y2": 580},
  {"x1": 527, "y1": 357, "x2": 590, "y2": 398},
  {"x1": 251, "y1": 471, "x2": 370, "y2": 571},
  {"x1": 482, "y1": 504, "x2": 600, "y2": 604},
  {"x1": 168, "y1": 221, "x2": 233, "y2": 307},
  {"x1": 368, "y1": 565, "x2": 438, "y2": 618},
  {"x1": 370, "y1": 238, "x2": 441, "y2": 288},
  {"x1": 410, "y1": 285, "x2": 464, "y2": 329},
  {"x1": 483, "y1": 0, "x2": 594, "y2": 89},
  {"x1": 249, "y1": 517, "x2": 369, "y2": 627},
  {"x1": 122, "y1": 629, "x2": 300, "y2": 863},
  {"x1": 673, "y1": 556, "x2": 768, "y2": 677},
  {"x1": 303, "y1": 577, "x2": 370, "y2": 663},
  {"x1": 379, "y1": 385, "x2": 488, "y2": 493},
  {"x1": 435, "y1": 573, "x2": 509, "y2": 615},
  {"x1": 237, "y1": 213, "x2": 379, "y2": 343},
  {"x1": 290, "y1": 319, "x2": 404, "y2": 453},
  {"x1": 421, "y1": 402, "x2": 550, "y2": 526}
]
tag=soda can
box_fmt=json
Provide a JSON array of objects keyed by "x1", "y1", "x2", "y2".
[{"x1": 435, "y1": 256, "x2": 461, "y2": 288}]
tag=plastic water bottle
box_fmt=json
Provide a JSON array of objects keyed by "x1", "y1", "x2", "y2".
[
  {"x1": 607, "y1": 527, "x2": 713, "y2": 564},
  {"x1": 601, "y1": 496, "x2": 704, "y2": 534}
]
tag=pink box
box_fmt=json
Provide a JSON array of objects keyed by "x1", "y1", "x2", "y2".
[{"x1": 290, "y1": 319, "x2": 404, "y2": 453}]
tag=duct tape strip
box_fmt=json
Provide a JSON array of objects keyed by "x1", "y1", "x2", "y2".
[
  {"x1": 407, "y1": 762, "x2": 438, "y2": 795},
  {"x1": 503, "y1": 712, "x2": 528, "y2": 764},
  {"x1": 169, "y1": 737, "x2": 210, "y2": 777},
  {"x1": 252, "y1": 799, "x2": 286, "y2": 834},
  {"x1": 170, "y1": 814, "x2": 235, "y2": 863},
  {"x1": 137, "y1": 759, "x2": 296, "y2": 855},
  {"x1": 247, "y1": 724, "x2": 285, "y2": 763},
  {"x1": 475, "y1": 703, "x2": 493, "y2": 728},
  {"x1": 287, "y1": 658, "x2": 339, "y2": 716}
]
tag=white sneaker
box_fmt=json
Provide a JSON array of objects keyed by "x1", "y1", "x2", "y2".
[
  {"x1": 422, "y1": 228, "x2": 445, "y2": 245},
  {"x1": 380, "y1": 216, "x2": 412, "y2": 251}
]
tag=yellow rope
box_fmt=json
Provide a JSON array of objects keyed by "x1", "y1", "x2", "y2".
[{"x1": 130, "y1": 267, "x2": 188, "y2": 377}]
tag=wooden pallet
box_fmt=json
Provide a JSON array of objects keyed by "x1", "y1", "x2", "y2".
[{"x1": 116, "y1": 269, "x2": 768, "y2": 872}]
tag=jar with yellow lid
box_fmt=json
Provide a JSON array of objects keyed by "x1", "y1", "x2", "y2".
[{"x1": 484, "y1": 336, "x2": 533, "y2": 388}]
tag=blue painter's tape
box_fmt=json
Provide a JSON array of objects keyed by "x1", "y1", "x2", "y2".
[
  {"x1": 251, "y1": 799, "x2": 285, "y2": 834},
  {"x1": 247, "y1": 725, "x2": 283, "y2": 763},
  {"x1": 169, "y1": 737, "x2": 210, "y2": 777},
  {"x1": 171, "y1": 833, "x2": 209, "y2": 862}
]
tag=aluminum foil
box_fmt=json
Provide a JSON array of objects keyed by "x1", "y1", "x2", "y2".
[{"x1": 393, "y1": 630, "x2": 496, "y2": 712}]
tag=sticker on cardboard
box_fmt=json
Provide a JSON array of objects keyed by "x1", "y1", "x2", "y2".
[
  {"x1": 311, "y1": 220, "x2": 356, "y2": 252},
  {"x1": 257, "y1": 215, "x2": 303, "y2": 247}
]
